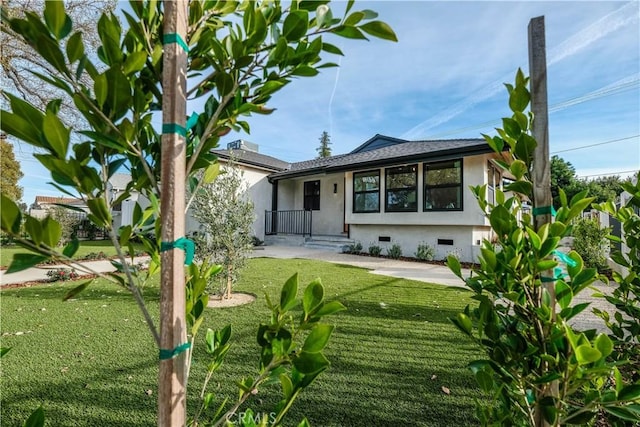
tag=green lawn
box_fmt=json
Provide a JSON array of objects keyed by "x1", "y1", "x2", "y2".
[
  {"x1": 0, "y1": 240, "x2": 144, "y2": 268},
  {"x1": 1, "y1": 257, "x2": 483, "y2": 426}
]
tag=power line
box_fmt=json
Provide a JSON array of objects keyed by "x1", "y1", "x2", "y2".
[
  {"x1": 551, "y1": 135, "x2": 639, "y2": 154},
  {"x1": 424, "y1": 77, "x2": 639, "y2": 139},
  {"x1": 577, "y1": 170, "x2": 639, "y2": 178}
]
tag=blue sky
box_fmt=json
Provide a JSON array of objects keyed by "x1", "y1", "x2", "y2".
[{"x1": 13, "y1": 1, "x2": 640, "y2": 206}]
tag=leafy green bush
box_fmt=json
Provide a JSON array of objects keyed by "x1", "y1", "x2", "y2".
[
  {"x1": 447, "y1": 70, "x2": 639, "y2": 425},
  {"x1": 368, "y1": 244, "x2": 382, "y2": 256},
  {"x1": 415, "y1": 242, "x2": 435, "y2": 261},
  {"x1": 386, "y1": 244, "x2": 402, "y2": 259},
  {"x1": 344, "y1": 241, "x2": 362, "y2": 254},
  {"x1": 571, "y1": 217, "x2": 610, "y2": 271},
  {"x1": 594, "y1": 176, "x2": 640, "y2": 384},
  {"x1": 46, "y1": 268, "x2": 79, "y2": 282}
]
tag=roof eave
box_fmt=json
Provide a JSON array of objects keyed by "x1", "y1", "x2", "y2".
[{"x1": 269, "y1": 143, "x2": 498, "y2": 181}]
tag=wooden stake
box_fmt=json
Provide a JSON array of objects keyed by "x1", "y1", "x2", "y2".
[
  {"x1": 159, "y1": 1, "x2": 188, "y2": 426},
  {"x1": 529, "y1": 16, "x2": 558, "y2": 427}
]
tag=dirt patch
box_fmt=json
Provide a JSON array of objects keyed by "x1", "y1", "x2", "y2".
[{"x1": 207, "y1": 292, "x2": 256, "y2": 308}]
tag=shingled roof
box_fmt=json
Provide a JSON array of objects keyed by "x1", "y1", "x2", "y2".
[
  {"x1": 212, "y1": 149, "x2": 290, "y2": 171},
  {"x1": 269, "y1": 134, "x2": 491, "y2": 180}
]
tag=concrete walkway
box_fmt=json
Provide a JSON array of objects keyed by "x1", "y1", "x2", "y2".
[{"x1": 0, "y1": 257, "x2": 150, "y2": 286}]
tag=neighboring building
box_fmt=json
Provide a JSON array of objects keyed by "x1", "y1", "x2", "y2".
[
  {"x1": 29, "y1": 196, "x2": 88, "y2": 219},
  {"x1": 266, "y1": 134, "x2": 506, "y2": 262}
]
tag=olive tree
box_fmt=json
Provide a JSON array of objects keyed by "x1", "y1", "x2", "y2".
[{"x1": 191, "y1": 159, "x2": 254, "y2": 299}]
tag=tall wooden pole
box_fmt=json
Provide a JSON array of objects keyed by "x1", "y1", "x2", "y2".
[
  {"x1": 528, "y1": 16, "x2": 557, "y2": 427},
  {"x1": 159, "y1": 1, "x2": 188, "y2": 425}
]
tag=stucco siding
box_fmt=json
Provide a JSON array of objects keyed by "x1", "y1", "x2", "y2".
[
  {"x1": 349, "y1": 224, "x2": 490, "y2": 263},
  {"x1": 345, "y1": 154, "x2": 489, "y2": 226}
]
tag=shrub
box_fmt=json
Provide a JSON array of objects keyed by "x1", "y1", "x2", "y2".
[
  {"x1": 251, "y1": 236, "x2": 264, "y2": 247},
  {"x1": 368, "y1": 244, "x2": 382, "y2": 256},
  {"x1": 571, "y1": 217, "x2": 610, "y2": 271},
  {"x1": 445, "y1": 247, "x2": 462, "y2": 262},
  {"x1": 386, "y1": 243, "x2": 402, "y2": 259},
  {"x1": 415, "y1": 242, "x2": 435, "y2": 261},
  {"x1": 344, "y1": 241, "x2": 363, "y2": 254},
  {"x1": 46, "y1": 268, "x2": 79, "y2": 282},
  {"x1": 80, "y1": 251, "x2": 108, "y2": 261}
]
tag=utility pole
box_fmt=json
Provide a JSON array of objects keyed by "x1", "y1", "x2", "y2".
[
  {"x1": 528, "y1": 16, "x2": 556, "y2": 427},
  {"x1": 159, "y1": 1, "x2": 188, "y2": 425}
]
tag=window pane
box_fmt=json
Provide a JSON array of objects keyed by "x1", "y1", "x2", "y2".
[
  {"x1": 386, "y1": 165, "x2": 417, "y2": 189},
  {"x1": 355, "y1": 192, "x2": 379, "y2": 212},
  {"x1": 387, "y1": 189, "x2": 417, "y2": 211},
  {"x1": 354, "y1": 174, "x2": 379, "y2": 192},
  {"x1": 425, "y1": 162, "x2": 460, "y2": 185},
  {"x1": 424, "y1": 187, "x2": 461, "y2": 210},
  {"x1": 304, "y1": 180, "x2": 320, "y2": 210}
]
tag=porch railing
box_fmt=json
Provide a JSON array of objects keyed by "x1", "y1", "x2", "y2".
[{"x1": 265, "y1": 210, "x2": 312, "y2": 237}]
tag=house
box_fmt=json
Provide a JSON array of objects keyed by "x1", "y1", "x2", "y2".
[
  {"x1": 264, "y1": 134, "x2": 506, "y2": 262},
  {"x1": 112, "y1": 135, "x2": 505, "y2": 263},
  {"x1": 29, "y1": 196, "x2": 88, "y2": 219}
]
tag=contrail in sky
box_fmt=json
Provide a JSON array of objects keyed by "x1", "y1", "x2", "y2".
[
  {"x1": 328, "y1": 55, "x2": 343, "y2": 137},
  {"x1": 401, "y1": 1, "x2": 639, "y2": 140}
]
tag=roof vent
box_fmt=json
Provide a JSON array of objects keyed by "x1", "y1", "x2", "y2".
[{"x1": 227, "y1": 139, "x2": 259, "y2": 152}]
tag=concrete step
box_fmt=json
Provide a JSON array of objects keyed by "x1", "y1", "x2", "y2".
[{"x1": 303, "y1": 235, "x2": 354, "y2": 252}]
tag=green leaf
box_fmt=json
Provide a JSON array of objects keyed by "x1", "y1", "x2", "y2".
[
  {"x1": 303, "y1": 279, "x2": 324, "y2": 315},
  {"x1": 66, "y1": 32, "x2": 85, "y2": 63},
  {"x1": 509, "y1": 83, "x2": 530, "y2": 113},
  {"x1": 94, "y1": 73, "x2": 108, "y2": 108},
  {"x1": 44, "y1": 0, "x2": 71, "y2": 40},
  {"x1": 62, "y1": 238, "x2": 80, "y2": 258},
  {"x1": 86, "y1": 198, "x2": 111, "y2": 227},
  {"x1": 7, "y1": 253, "x2": 49, "y2": 274},
  {"x1": 280, "y1": 273, "x2": 299, "y2": 312},
  {"x1": 537, "y1": 259, "x2": 557, "y2": 271},
  {"x1": 474, "y1": 369, "x2": 494, "y2": 393},
  {"x1": 0, "y1": 111, "x2": 43, "y2": 147},
  {"x1": 292, "y1": 351, "x2": 330, "y2": 374},
  {"x1": 63, "y1": 281, "x2": 92, "y2": 301},
  {"x1": 594, "y1": 333, "x2": 613, "y2": 358},
  {"x1": 302, "y1": 324, "x2": 334, "y2": 353},
  {"x1": 447, "y1": 255, "x2": 462, "y2": 278},
  {"x1": 202, "y1": 163, "x2": 220, "y2": 185},
  {"x1": 315, "y1": 300, "x2": 346, "y2": 316},
  {"x1": 24, "y1": 406, "x2": 45, "y2": 427},
  {"x1": 482, "y1": 134, "x2": 503, "y2": 153},
  {"x1": 555, "y1": 280, "x2": 572, "y2": 310},
  {"x1": 283, "y1": 10, "x2": 309, "y2": 41},
  {"x1": 36, "y1": 35, "x2": 70, "y2": 75},
  {"x1": 105, "y1": 68, "x2": 132, "y2": 120},
  {"x1": 452, "y1": 312, "x2": 473, "y2": 335},
  {"x1": 0, "y1": 347, "x2": 11, "y2": 357},
  {"x1": 214, "y1": 72, "x2": 234, "y2": 97},
  {"x1": 618, "y1": 384, "x2": 640, "y2": 402},
  {"x1": 280, "y1": 374, "x2": 294, "y2": 399},
  {"x1": 291, "y1": 65, "x2": 319, "y2": 77},
  {"x1": 123, "y1": 51, "x2": 147, "y2": 75},
  {"x1": 332, "y1": 25, "x2": 367, "y2": 40},
  {"x1": 575, "y1": 345, "x2": 601, "y2": 365},
  {"x1": 40, "y1": 216, "x2": 62, "y2": 247},
  {"x1": 359, "y1": 21, "x2": 397, "y2": 42},
  {"x1": 505, "y1": 180, "x2": 532, "y2": 196},
  {"x1": 509, "y1": 160, "x2": 528, "y2": 180},
  {"x1": 604, "y1": 406, "x2": 640, "y2": 422},
  {"x1": 0, "y1": 194, "x2": 22, "y2": 234},
  {"x1": 43, "y1": 112, "x2": 70, "y2": 158},
  {"x1": 514, "y1": 133, "x2": 537, "y2": 162}
]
